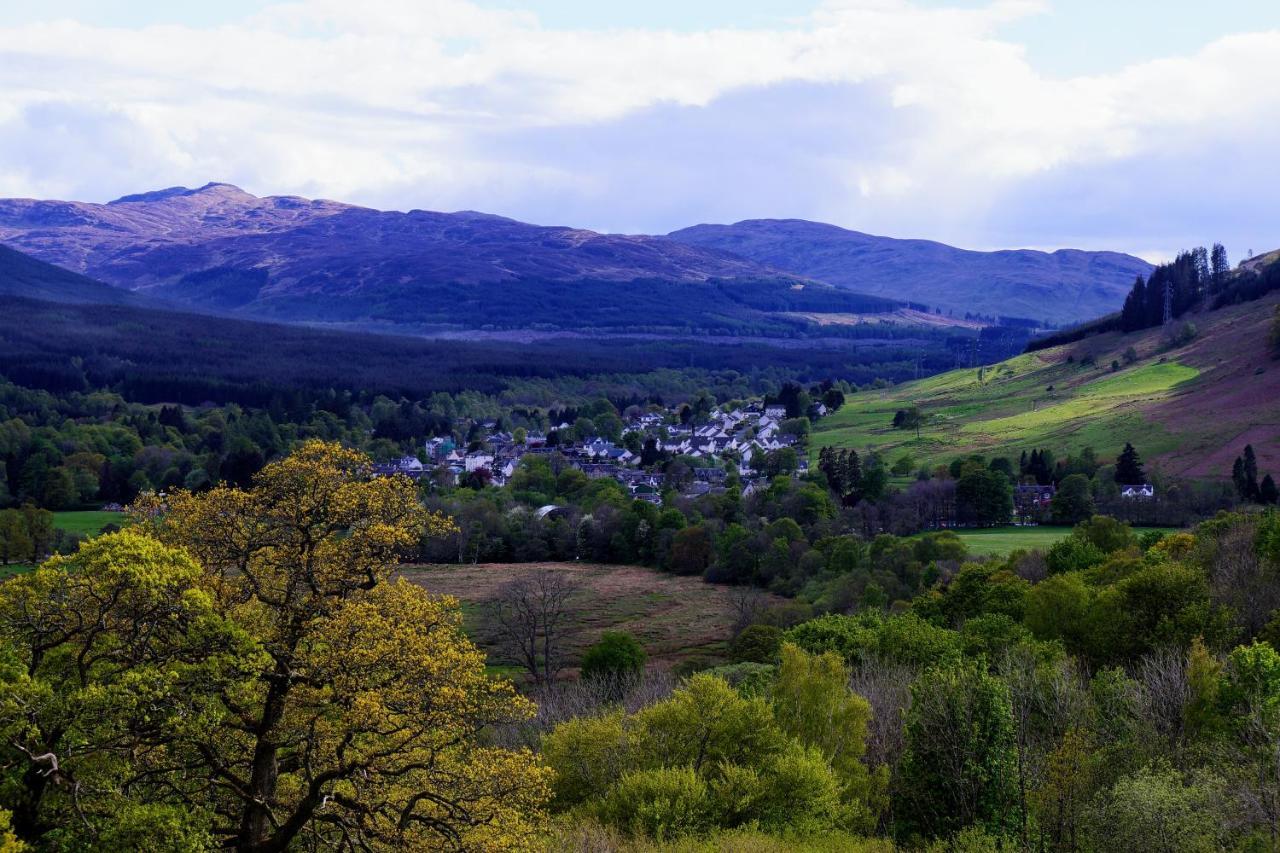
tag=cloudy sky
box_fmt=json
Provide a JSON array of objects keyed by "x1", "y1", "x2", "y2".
[{"x1": 1, "y1": 0, "x2": 1277, "y2": 260}]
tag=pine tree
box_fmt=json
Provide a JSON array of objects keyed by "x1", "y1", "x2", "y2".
[
  {"x1": 844, "y1": 449, "x2": 863, "y2": 501},
  {"x1": 1210, "y1": 243, "x2": 1230, "y2": 293},
  {"x1": 1242, "y1": 444, "x2": 1260, "y2": 501},
  {"x1": 1115, "y1": 443, "x2": 1146, "y2": 485},
  {"x1": 1121, "y1": 276, "x2": 1147, "y2": 332},
  {"x1": 1260, "y1": 474, "x2": 1279, "y2": 506}
]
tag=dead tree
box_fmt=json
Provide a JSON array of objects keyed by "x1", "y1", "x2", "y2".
[{"x1": 490, "y1": 568, "x2": 580, "y2": 685}]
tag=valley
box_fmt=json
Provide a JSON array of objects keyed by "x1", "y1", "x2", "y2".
[{"x1": 5, "y1": 5, "x2": 1280, "y2": 851}]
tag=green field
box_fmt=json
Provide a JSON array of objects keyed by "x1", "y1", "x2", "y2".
[
  {"x1": 930, "y1": 526, "x2": 1180, "y2": 557},
  {"x1": 0, "y1": 512, "x2": 128, "y2": 580},
  {"x1": 813, "y1": 334, "x2": 1202, "y2": 472},
  {"x1": 53, "y1": 510, "x2": 128, "y2": 537}
]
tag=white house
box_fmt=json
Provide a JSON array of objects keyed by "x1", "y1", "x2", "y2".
[{"x1": 464, "y1": 452, "x2": 495, "y2": 473}]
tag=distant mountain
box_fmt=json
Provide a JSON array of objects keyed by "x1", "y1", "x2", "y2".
[
  {"x1": 0, "y1": 185, "x2": 1148, "y2": 330},
  {"x1": 668, "y1": 219, "x2": 1153, "y2": 325},
  {"x1": 0, "y1": 184, "x2": 836, "y2": 331},
  {"x1": 0, "y1": 243, "x2": 139, "y2": 305}
]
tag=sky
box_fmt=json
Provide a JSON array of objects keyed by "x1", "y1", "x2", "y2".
[{"x1": 1, "y1": 0, "x2": 1277, "y2": 261}]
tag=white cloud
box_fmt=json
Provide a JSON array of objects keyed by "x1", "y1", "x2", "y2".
[{"x1": 0, "y1": 0, "x2": 1276, "y2": 257}]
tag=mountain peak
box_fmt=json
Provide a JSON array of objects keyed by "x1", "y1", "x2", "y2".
[{"x1": 109, "y1": 182, "x2": 255, "y2": 205}]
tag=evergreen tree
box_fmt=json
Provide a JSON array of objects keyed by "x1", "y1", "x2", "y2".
[
  {"x1": 1242, "y1": 444, "x2": 1260, "y2": 501},
  {"x1": 1120, "y1": 276, "x2": 1147, "y2": 332},
  {"x1": 844, "y1": 448, "x2": 863, "y2": 499},
  {"x1": 1233, "y1": 455, "x2": 1248, "y2": 499},
  {"x1": 1260, "y1": 474, "x2": 1279, "y2": 506},
  {"x1": 1115, "y1": 443, "x2": 1146, "y2": 485},
  {"x1": 1210, "y1": 243, "x2": 1230, "y2": 292},
  {"x1": 956, "y1": 468, "x2": 1013, "y2": 527}
]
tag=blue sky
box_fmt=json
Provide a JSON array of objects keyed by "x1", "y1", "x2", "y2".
[{"x1": 1, "y1": 0, "x2": 1278, "y2": 259}]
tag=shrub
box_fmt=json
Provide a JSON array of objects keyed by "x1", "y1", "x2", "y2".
[
  {"x1": 1046, "y1": 536, "x2": 1104, "y2": 575},
  {"x1": 699, "y1": 662, "x2": 776, "y2": 695},
  {"x1": 1073, "y1": 515, "x2": 1137, "y2": 554},
  {"x1": 730, "y1": 625, "x2": 784, "y2": 664},
  {"x1": 581, "y1": 631, "x2": 648, "y2": 683},
  {"x1": 754, "y1": 744, "x2": 844, "y2": 832},
  {"x1": 786, "y1": 612, "x2": 963, "y2": 669},
  {"x1": 542, "y1": 711, "x2": 630, "y2": 807},
  {"x1": 597, "y1": 767, "x2": 712, "y2": 840},
  {"x1": 633, "y1": 675, "x2": 785, "y2": 772}
]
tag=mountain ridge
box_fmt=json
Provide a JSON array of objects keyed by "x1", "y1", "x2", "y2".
[
  {"x1": 668, "y1": 218, "x2": 1153, "y2": 324},
  {"x1": 0, "y1": 184, "x2": 1149, "y2": 328}
]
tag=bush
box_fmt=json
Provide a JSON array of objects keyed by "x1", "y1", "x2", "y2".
[
  {"x1": 754, "y1": 744, "x2": 844, "y2": 832},
  {"x1": 699, "y1": 662, "x2": 776, "y2": 694},
  {"x1": 1073, "y1": 515, "x2": 1137, "y2": 554},
  {"x1": 598, "y1": 767, "x2": 712, "y2": 840},
  {"x1": 786, "y1": 612, "x2": 962, "y2": 669},
  {"x1": 542, "y1": 711, "x2": 630, "y2": 807},
  {"x1": 582, "y1": 631, "x2": 648, "y2": 683},
  {"x1": 730, "y1": 625, "x2": 784, "y2": 664},
  {"x1": 1046, "y1": 536, "x2": 1104, "y2": 575}
]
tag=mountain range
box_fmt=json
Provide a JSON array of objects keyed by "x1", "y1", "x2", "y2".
[
  {"x1": 0, "y1": 183, "x2": 1152, "y2": 329},
  {"x1": 669, "y1": 219, "x2": 1152, "y2": 323}
]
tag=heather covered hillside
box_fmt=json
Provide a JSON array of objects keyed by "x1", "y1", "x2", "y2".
[
  {"x1": 2, "y1": 184, "x2": 1147, "y2": 331},
  {"x1": 0, "y1": 244, "x2": 139, "y2": 305},
  {"x1": 670, "y1": 218, "x2": 1153, "y2": 325}
]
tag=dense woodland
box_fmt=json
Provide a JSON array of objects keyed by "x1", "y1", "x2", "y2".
[
  {"x1": 0, "y1": 441, "x2": 1278, "y2": 851},
  {"x1": 0, "y1": 291, "x2": 1019, "y2": 406}
]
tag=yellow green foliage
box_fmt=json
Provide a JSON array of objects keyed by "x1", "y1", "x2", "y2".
[
  {"x1": 542, "y1": 648, "x2": 884, "y2": 841},
  {"x1": 0, "y1": 441, "x2": 550, "y2": 851}
]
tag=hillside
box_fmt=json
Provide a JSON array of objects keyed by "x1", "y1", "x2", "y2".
[
  {"x1": 0, "y1": 184, "x2": 853, "y2": 331},
  {"x1": 1, "y1": 184, "x2": 1148, "y2": 332},
  {"x1": 0, "y1": 244, "x2": 140, "y2": 305},
  {"x1": 0, "y1": 289, "x2": 963, "y2": 406},
  {"x1": 811, "y1": 289, "x2": 1280, "y2": 479},
  {"x1": 669, "y1": 218, "x2": 1153, "y2": 325}
]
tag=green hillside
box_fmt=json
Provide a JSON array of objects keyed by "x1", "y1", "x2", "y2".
[{"x1": 813, "y1": 290, "x2": 1280, "y2": 478}]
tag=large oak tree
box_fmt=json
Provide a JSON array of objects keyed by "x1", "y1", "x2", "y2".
[{"x1": 0, "y1": 441, "x2": 551, "y2": 851}]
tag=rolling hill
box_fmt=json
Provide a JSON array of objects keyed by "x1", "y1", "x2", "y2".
[
  {"x1": 811, "y1": 286, "x2": 1280, "y2": 480},
  {"x1": 669, "y1": 219, "x2": 1153, "y2": 325}
]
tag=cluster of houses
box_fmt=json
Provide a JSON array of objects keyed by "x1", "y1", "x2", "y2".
[{"x1": 371, "y1": 402, "x2": 817, "y2": 505}]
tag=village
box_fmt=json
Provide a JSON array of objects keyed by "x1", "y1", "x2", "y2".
[{"x1": 372, "y1": 400, "x2": 828, "y2": 505}]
